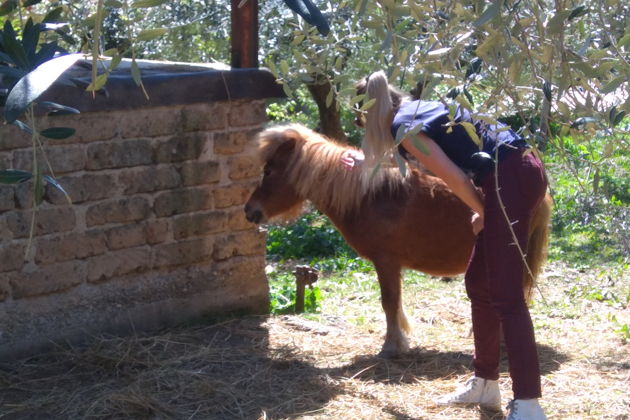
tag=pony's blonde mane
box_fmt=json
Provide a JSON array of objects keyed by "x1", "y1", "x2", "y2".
[{"x1": 256, "y1": 124, "x2": 409, "y2": 217}]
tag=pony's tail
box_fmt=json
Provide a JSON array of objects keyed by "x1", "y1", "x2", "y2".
[
  {"x1": 524, "y1": 193, "x2": 553, "y2": 301},
  {"x1": 362, "y1": 71, "x2": 396, "y2": 167}
]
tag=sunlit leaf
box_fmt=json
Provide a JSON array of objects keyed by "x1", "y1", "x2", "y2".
[
  {"x1": 461, "y1": 122, "x2": 481, "y2": 148},
  {"x1": 473, "y1": 0, "x2": 500, "y2": 27},
  {"x1": 38, "y1": 101, "x2": 80, "y2": 116},
  {"x1": 131, "y1": 0, "x2": 167, "y2": 8},
  {"x1": 44, "y1": 175, "x2": 71, "y2": 204},
  {"x1": 136, "y1": 28, "x2": 168, "y2": 42},
  {"x1": 4, "y1": 53, "x2": 83, "y2": 123},
  {"x1": 11, "y1": 119, "x2": 33, "y2": 135}
]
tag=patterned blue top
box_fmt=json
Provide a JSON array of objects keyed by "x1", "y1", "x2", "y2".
[{"x1": 391, "y1": 100, "x2": 528, "y2": 171}]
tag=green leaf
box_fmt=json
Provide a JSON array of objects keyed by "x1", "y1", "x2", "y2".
[
  {"x1": 131, "y1": 0, "x2": 167, "y2": 8},
  {"x1": 394, "y1": 149, "x2": 407, "y2": 177},
  {"x1": 543, "y1": 81, "x2": 552, "y2": 102},
  {"x1": 4, "y1": 53, "x2": 83, "y2": 123},
  {"x1": 136, "y1": 28, "x2": 168, "y2": 42},
  {"x1": 473, "y1": 0, "x2": 500, "y2": 27},
  {"x1": 0, "y1": 169, "x2": 32, "y2": 184},
  {"x1": 23, "y1": 0, "x2": 43, "y2": 6},
  {"x1": 461, "y1": 122, "x2": 481, "y2": 148},
  {"x1": 38, "y1": 101, "x2": 80, "y2": 116},
  {"x1": 86, "y1": 72, "x2": 108, "y2": 92},
  {"x1": 40, "y1": 127, "x2": 76, "y2": 140},
  {"x1": 44, "y1": 175, "x2": 71, "y2": 203},
  {"x1": 568, "y1": 5, "x2": 588, "y2": 21},
  {"x1": 3, "y1": 20, "x2": 28, "y2": 69},
  {"x1": 0, "y1": 0, "x2": 18, "y2": 17},
  {"x1": 11, "y1": 119, "x2": 33, "y2": 135},
  {"x1": 359, "y1": 98, "x2": 375, "y2": 111},
  {"x1": 325, "y1": 87, "x2": 334, "y2": 108},
  {"x1": 43, "y1": 6, "x2": 64, "y2": 23},
  {"x1": 546, "y1": 10, "x2": 572, "y2": 35},
  {"x1": 130, "y1": 59, "x2": 142, "y2": 86},
  {"x1": 601, "y1": 77, "x2": 625, "y2": 94}
]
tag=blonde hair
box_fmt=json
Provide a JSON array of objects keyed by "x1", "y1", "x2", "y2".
[{"x1": 360, "y1": 71, "x2": 409, "y2": 170}]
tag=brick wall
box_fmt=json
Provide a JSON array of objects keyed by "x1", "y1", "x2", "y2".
[{"x1": 0, "y1": 65, "x2": 280, "y2": 358}]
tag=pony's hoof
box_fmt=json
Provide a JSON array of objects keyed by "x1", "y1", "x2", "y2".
[{"x1": 377, "y1": 348, "x2": 400, "y2": 359}]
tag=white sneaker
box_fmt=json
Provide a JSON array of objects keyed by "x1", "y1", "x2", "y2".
[
  {"x1": 505, "y1": 399, "x2": 548, "y2": 420},
  {"x1": 436, "y1": 376, "x2": 501, "y2": 409}
]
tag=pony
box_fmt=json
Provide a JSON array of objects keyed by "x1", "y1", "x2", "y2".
[{"x1": 245, "y1": 124, "x2": 552, "y2": 358}]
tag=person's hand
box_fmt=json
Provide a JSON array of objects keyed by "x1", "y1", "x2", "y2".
[
  {"x1": 340, "y1": 149, "x2": 365, "y2": 170},
  {"x1": 471, "y1": 212, "x2": 484, "y2": 235}
]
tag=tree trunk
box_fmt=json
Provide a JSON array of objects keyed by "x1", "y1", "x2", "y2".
[{"x1": 307, "y1": 79, "x2": 347, "y2": 142}]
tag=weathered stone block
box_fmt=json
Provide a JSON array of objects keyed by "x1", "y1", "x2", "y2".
[
  {"x1": 172, "y1": 210, "x2": 227, "y2": 240},
  {"x1": 228, "y1": 100, "x2": 267, "y2": 127},
  {"x1": 0, "y1": 124, "x2": 31, "y2": 150},
  {"x1": 228, "y1": 155, "x2": 260, "y2": 180},
  {"x1": 86, "y1": 247, "x2": 151, "y2": 283},
  {"x1": 118, "y1": 166, "x2": 181, "y2": 195},
  {"x1": 119, "y1": 108, "x2": 182, "y2": 139},
  {"x1": 213, "y1": 185, "x2": 252, "y2": 209},
  {"x1": 5, "y1": 207, "x2": 76, "y2": 238},
  {"x1": 144, "y1": 219, "x2": 170, "y2": 244},
  {"x1": 46, "y1": 173, "x2": 119, "y2": 205},
  {"x1": 153, "y1": 187, "x2": 213, "y2": 217},
  {"x1": 0, "y1": 278, "x2": 9, "y2": 302},
  {"x1": 13, "y1": 145, "x2": 86, "y2": 174},
  {"x1": 179, "y1": 161, "x2": 220, "y2": 186},
  {"x1": 35, "y1": 230, "x2": 107, "y2": 264},
  {"x1": 10, "y1": 261, "x2": 84, "y2": 299},
  {"x1": 0, "y1": 242, "x2": 25, "y2": 272},
  {"x1": 45, "y1": 113, "x2": 119, "y2": 143},
  {"x1": 153, "y1": 238, "x2": 213, "y2": 268},
  {"x1": 227, "y1": 208, "x2": 255, "y2": 231},
  {"x1": 106, "y1": 223, "x2": 147, "y2": 250},
  {"x1": 213, "y1": 129, "x2": 259, "y2": 155},
  {"x1": 154, "y1": 132, "x2": 207, "y2": 163},
  {"x1": 180, "y1": 103, "x2": 227, "y2": 132},
  {"x1": 0, "y1": 185, "x2": 14, "y2": 212},
  {"x1": 213, "y1": 230, "x2": 266, "y2": 261},
  {"x1": 86, "y1": 139, "x2": 152, "y2": 170},
  {"x1": 86, "y1": 197, "x2": 151, "y2": 226}
]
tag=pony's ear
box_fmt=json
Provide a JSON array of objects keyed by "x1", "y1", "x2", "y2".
[{"x1": 277, "y1": 130, "x2": 298, "y2": 155}]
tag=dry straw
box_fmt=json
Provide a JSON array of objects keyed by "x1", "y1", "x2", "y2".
[{"x1": 0, "y1": 261, "x2": 628, "y2": 419}]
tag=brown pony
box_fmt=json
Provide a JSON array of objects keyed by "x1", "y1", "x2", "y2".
[{"x1": 245, "y1": 124, "x2": 552, "y2": 358}]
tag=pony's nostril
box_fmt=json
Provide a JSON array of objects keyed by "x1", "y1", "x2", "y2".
[{"x1": 245, "y1": 207, "x2": 263, "y2": 224}]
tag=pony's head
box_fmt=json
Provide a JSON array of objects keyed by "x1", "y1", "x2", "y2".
[{"x1": 244, "y1": 125, "x2": 307, "y2": 224}]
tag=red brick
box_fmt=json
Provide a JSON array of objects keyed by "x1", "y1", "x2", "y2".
[{"x1": 227, "y1": 208, "x2": 255, "y2": 231}]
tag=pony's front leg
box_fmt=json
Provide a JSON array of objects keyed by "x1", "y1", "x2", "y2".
[{"x1": 374, "y1": 261, "x2": 410, "y2": 358}]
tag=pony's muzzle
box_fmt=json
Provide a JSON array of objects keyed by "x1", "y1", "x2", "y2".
[{"x1": 244, "y1": 202, "x2": 264, "y2": 224}]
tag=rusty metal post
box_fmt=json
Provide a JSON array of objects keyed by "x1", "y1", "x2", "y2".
[
  {"x1": 293, "y1": 265, "x2": 319, "y2": 313},
  {"x1": 231, "y1": 0, "x2": 259, "y2": 68}
]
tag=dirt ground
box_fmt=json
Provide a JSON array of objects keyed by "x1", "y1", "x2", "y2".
[{"x1": 0, "y1": 261, "x2": 628, "y2": 419}]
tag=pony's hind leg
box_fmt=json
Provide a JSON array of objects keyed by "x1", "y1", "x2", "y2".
[{"x1": 374, "y1": 260, "x2": 409, "y2": 358}]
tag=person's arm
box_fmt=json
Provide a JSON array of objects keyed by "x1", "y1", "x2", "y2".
[{"x1": 401, "y1": 133, "x2": 485, "y2": 233}]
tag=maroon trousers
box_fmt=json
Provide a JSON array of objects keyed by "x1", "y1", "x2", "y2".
[{"x1": 464, "y1": 150, "x2": 548, "y2": 399}]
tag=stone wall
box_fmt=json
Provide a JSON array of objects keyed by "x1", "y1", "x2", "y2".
[{"x1": 0, "y1": 63, "x2": 282, "y2": 358}]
